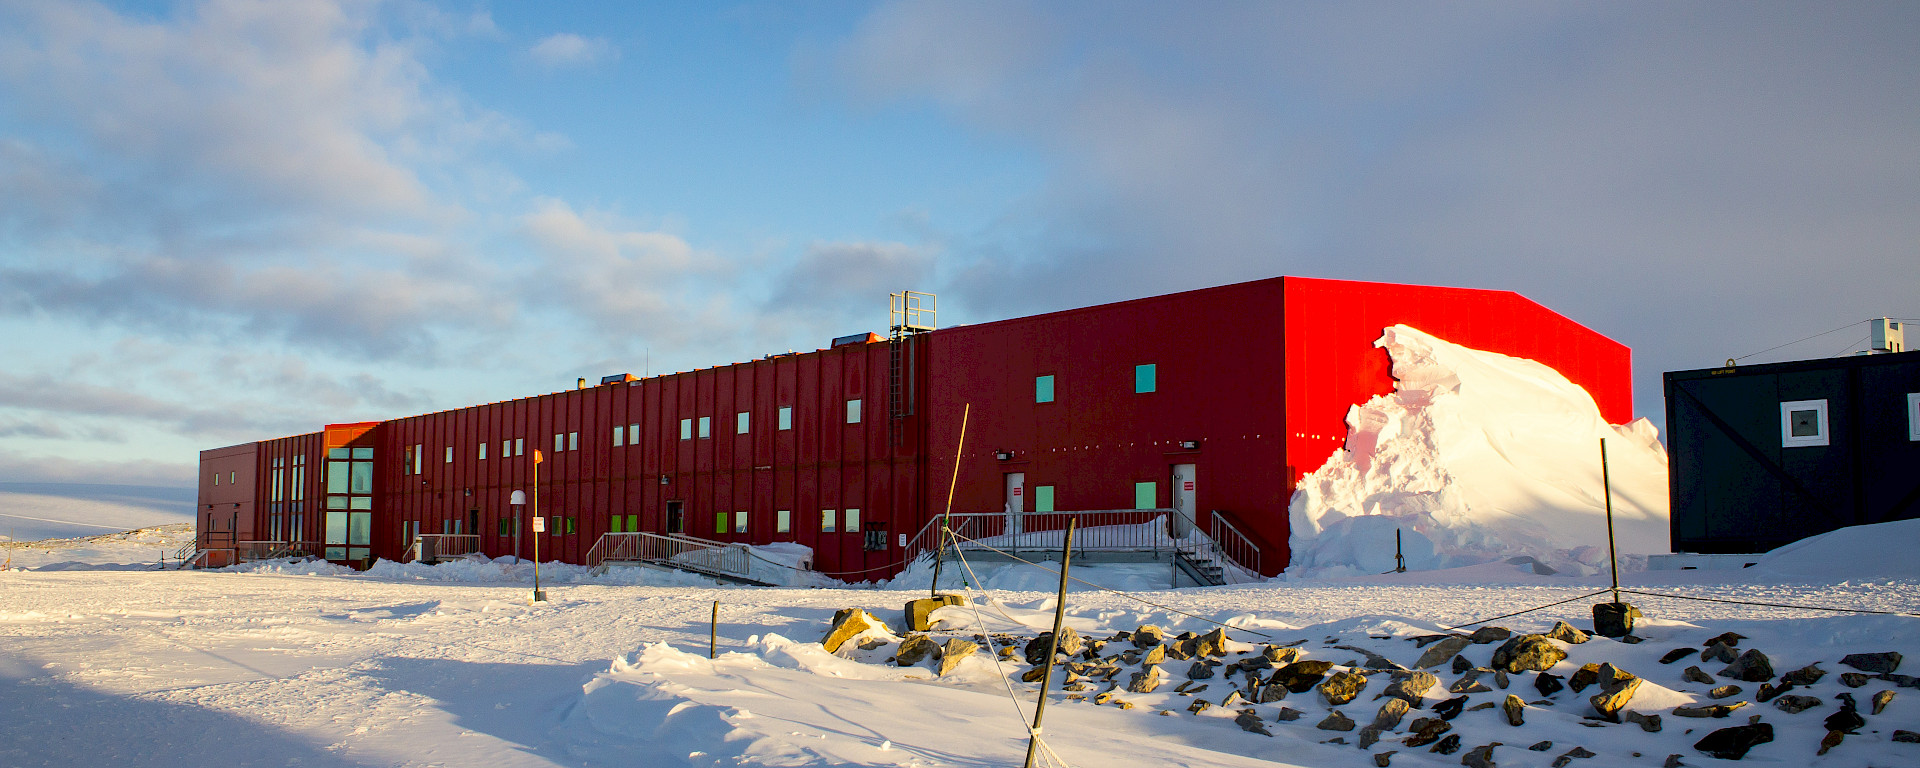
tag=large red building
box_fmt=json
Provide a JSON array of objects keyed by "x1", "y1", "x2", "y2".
[{"x1": 194, "y1": 276, "x2": 1631, "y2": 577}]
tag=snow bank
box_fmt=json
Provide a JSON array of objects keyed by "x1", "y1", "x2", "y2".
[
  {"x1": 1749, "y1": 517, "x2": 1920, "y2": 581},
  {"x1": 1287, "y1": 325, "x2": 1669, "y2": 578}
]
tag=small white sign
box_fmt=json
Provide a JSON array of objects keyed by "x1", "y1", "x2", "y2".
[
  {"x1": 531, "y1": 516, "x2": 546, "y2": 533},
  {"x1": 897, "y1": 533, "x2": 907, "y2": 548}
]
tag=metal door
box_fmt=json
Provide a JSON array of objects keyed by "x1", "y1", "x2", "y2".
[
  {"x1": 1005, "y1": 472, "x2": 1025, "y2": 534},
  {"x1": 1171, "y1": 464, "x2": 1197, "y2": 537}
]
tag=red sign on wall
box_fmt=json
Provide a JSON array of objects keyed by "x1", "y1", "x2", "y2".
[{"x1": 1184, "y1": 481, "x2": 1195, "y2": 491}]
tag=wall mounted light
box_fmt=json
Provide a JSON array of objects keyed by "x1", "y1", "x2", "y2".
[
  {"x1": 660, "y1": 475, "x2": 670, "y2": 485},
  {"x1": 994, "y1": 451, "x2": 1014, "y2": 460},
  {"x1": 1179, "y1": 440, "x2": 1200, "y2": 450}
]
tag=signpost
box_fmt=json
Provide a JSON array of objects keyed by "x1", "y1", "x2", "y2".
[{"x1": 531, "y1": 450, "x2": 546, "y2": 604}]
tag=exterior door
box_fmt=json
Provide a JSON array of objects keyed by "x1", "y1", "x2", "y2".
[
  {"x1": 667, "y1": 501, "x2": 685, "y2": 534},
  {"x1": 1004, "y1": 472, "x2": 1025, "y2": 534},
  {"x1": 1171, "y1": 464, "x2": 1197, "y2": 537}
]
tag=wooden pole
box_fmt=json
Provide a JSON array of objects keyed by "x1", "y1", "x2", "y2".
[
  {"x1": 710, "y1": 599, "x2": 719, "y2": 659},
  {"x1": 1023, "y1": 518, "x2": 1075, "y2": 768},
  {"x1": 1601, "y1": 438, "x2": 1619, "y2": 604},
  {"x1": 932, "y1": 403, "x2": 971, "y2": 597}
]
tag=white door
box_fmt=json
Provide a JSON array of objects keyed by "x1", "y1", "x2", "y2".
[
  {"x1": 1005, "y1": 472, "x2": 1025, "y2": 534},
  {"x1": 1171, "y1": 464, "x2": 1197, "y2": 537}
]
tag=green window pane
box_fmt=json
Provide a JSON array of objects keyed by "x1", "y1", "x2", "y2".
[
  {"x1": 610, "y1": 515, "x2": 623, "y2": 533},
  {"x1": 776, "y1": 510, "x2": 791, "y2": 533},
  {"x1": 1134, "y1": 481, "x2": 1156, "y2": 510},
  {"x1": 1036, "y1": 375, "x2": 1055, "y2": 403},
  {"x1": 626, "y1": 515, "x2": 638, "y2": 532},
  {"x1": 349, "y1": 496, "x2": 371, "y2": 510},
  {"x1": 566, "y1": 516, "x2": 576, "y2": 534},
  {"x1": 715, "y1": 512, "x2": 729, "y2": 535},
  {"x1": 325, "y1": 546, "x2": 346, "y2": 560},
  {"x1": 349, "y1": 461, "x2": 372, "y2": 494},
  {"x1": 845, "y1": 508, "x2": 860, "y2": 531},
  {"x1": 737, "y1": 412, "x2": 750, "y2": 433},
  {"x1": 351, "y1": 447, "x2": 373, "y2": 459},
  {"x1": 325, "y1": 511, "x2": 347, "y2": 545},
  {"x1": 348, "y1": 512, "x2": 371, "y2": 545},
  {"x1": 328, "y1": 448, "x2": 349, "y2": 459},
  {"x1": 1135, "y1": 364, "x2": 1156, "y2": 394},
  {"x1": 1035, "y1": 486, "x2": 1055, "y2": 513},
  {"x1": 326, "y1": 461, "x2": 350, "y2": 494},
  {"x1": 499, "y1": 518, "x2": 510, "y2": 536}
]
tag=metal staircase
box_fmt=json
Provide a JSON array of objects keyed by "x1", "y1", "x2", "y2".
[
  {"x1": 901, "y1": 508, "x2": 1264, "y2": 588},
  {"x1": 584, "y1": 531, "x2": 779, "y2": 586}
]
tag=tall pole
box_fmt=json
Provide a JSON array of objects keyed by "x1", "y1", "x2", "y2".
[
  {"x1": 932, "y1": 403, "x2": 971, "y2": 597},
  {"x1": 1601, "y1": 438, "x2": 1619, "y2": 604},
  {"x1": 532, "y1": 450, "x2": 545, "y2": 603},
  {"x1": 1024, "y1": 518, "x2": 1076, "y2": 768}
]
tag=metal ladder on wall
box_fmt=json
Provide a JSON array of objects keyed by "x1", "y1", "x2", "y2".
[{"x1": 887, "y1": 291, "x2": 935, "y2": 448}]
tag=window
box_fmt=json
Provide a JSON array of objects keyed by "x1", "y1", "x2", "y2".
[
  {"x1": 213, "y1": 472, "x2": 219, "y2": 486},
  {"x1": 613, "y1": 427, "x2": 624, "y2": 447},
  {"x1": 501, "y1": 440, "x2": 510, "y2": 458},
  {"x1": 737, "y1": 411, "x2": 750, "y2": 434},
  {"x1": 628, "y1": 424, "x2": 639, "y2": 445},
  {"x1": 514, "y1": 438, "x2": 524, "y2": 456},
  {"x1": 230, "y1": 471, "x2": 236, "y2": 485},
  {"x1": 554, "y1": 434, "x2": 565, "y2": 452},
  {"x1": 847, "y1": 399, "x2": 862, "y2": 424},
  {"x1": 569, "y1": 432, "x2": 578, "y2": 451},
  {"x1": 1035, "y1": 485, "x2": 1055, "y2": 513},
  {"x1": 479, "y1": 442, "x2": 488, "y2": 460},
  {"x1": 776, "y1": 509, "x2": 791, "y2": 533},
  {"x1": 680, "y1": 418, "x2": 693, "y2": 440},
  {"x1": 499, "y1": 518, "x2": 511, "y2": 536},
  {"x1": 694, "y1": 416, "x2": 709, "y2": 438},
  {"x1": 412, "y1": 445, "x2": 422, "y2": 475},
  {"x1": 1909, "y1": 393, "x2": 1920, "y2": 442},
  {"x1": 1781, "y1": 399, "x2": 1830, "y2": 448},
  {"x1": 821, "y1": 509, "x2": 836, "y2": 532},
  {"x1": 625, "y1": 514, "x2": 637, "y2": 532},
  {"x1": 735, "y1": 512, "x2": 748, "y2": 534},
  {"x1": 779, "y1": 406, "x2": 793, "y2": 430},
  {"x1": 566, "y1": 516, "x2": 576, "y2": 535},
  {"x1": 844, "y1": 508, "x2": 860, "y2": 532},
  {"x1": 610, "y1": 514, "x2": 624, "y2": 533},
  {"x1": 1135, "y1": 364, "x2": 1157, "y2": 394},
  {"x1": 1036, "y1": 375, "x2": 1055, "y2": 403},
  {"x1": 715, "y1": 512, "x2": 729, "y2": 535},
  {"x1": 444, "y1": 446, "x2": 452, "y2": 463},
  {"x1": 1134, "y1": 481, "x2": 1157, "y2": 510}
]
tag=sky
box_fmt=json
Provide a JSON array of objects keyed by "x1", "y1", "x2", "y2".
[{"x1": 0, "y1": 0, "x2": 1914, "y2": 487}]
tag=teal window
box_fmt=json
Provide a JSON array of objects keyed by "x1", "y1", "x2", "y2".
[
  {"x1": 698, "y1": 416, "x2": 711, "y2": 438},
  {"x1": 1135, "y1": 364, "x2": 1156, "y2": 393},
  {"x1": 680, "y1": 418, "x2": 692, "y2": 440},
  {"x1": 844, "y1": 508, "x2": 860, "y2": 531},
  {"x1": 1134, "y1": 482, "x2": 1157, "y2": 510},
  {"x1": 847, "y1": 399, "x2": 862, "y2": 424},
  {"x1": 737, "y1": 411, "x2": 750, "y2": 434},
  {"x1": 1035, "y1": 485, "x2": 1055, "y2": 513},
  {"x1": 779, "y1": 406, "x2": 793, "y2": 430},
  {"x1": 821, "y1": 509, "x2": 837, "y2": 532},
  {"x1": 1036, "y1": 375, "x2": 1055, "y2": 403},
  {"x1": 735, "y1": 512, "x2": 748, "y2": 534},
  {"x1": 776, "y1": 510, "x2": 791, "y2": 533}
]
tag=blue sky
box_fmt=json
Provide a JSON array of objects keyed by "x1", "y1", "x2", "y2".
[{"x1": 1, "y1": 0, "x2": 1915, "y2": 486}]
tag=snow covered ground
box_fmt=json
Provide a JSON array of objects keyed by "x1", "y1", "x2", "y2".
[{"x1": 4, "y1": 521, "x2": 1917, "y2": 768}]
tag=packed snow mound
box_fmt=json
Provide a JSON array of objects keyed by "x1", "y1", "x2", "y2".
[
  {"x1": 1287, "y1": 325, "x2": 1670, "y2": 578},
  {"x1": 1749, "y1": 517, "x2": 1920, "y2": 581}
]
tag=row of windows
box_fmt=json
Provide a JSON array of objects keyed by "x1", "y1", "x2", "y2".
[
  {"x1": 479, "y1": 510, "x2": 866, "y2": 537},
  {"x1": 1035, "y1": 364, "x2": 1157, "y2": 403},
  {"x1": 1781, "y1": 394, "x2": 1920, "y2": 447},
  {"x1": 495, "y1": 516, "x2": 579, "y2": 536},
  {"x1": 396, "y1": 400, "x2": 857, "y2": 472},
  {"x1": 1010, "y1": 482, "x2": 1160, "y2": 512}
]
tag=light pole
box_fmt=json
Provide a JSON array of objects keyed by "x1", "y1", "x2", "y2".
[
  {"x1": 530, "y1": 450, "x2": 546, "y2": 603},
  {"x1": 510, "y1": 489, "x2": 526, "y2": 561}
]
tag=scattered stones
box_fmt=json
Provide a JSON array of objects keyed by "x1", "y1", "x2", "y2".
[
  {"x1": 1220, "y1": 689, "x2": 1244, "y2": 708},
  {"x1": 1127, "y1": 665, "x2": 1164, "y2": 693},
  {"x1": 1264, "y1": 645, "x2": 1300, "y2": 665},
  {"x1": 1405, "y1": 717, "x2": 1452, "y2": 747},
  {"x1": 1469, "y1": 626, "x2": 1514, "y2": 644},
  {"x1": 1663, "y1": 753, "x2": 1684, "y2": 768},
  {"x1": 1316, "y1": 709, "x2": 1356, "y2": 731},
  {"x1": 1824, "y1": 708, "x2": 1865, "y2": 734},
  {"x1": 1692, "y1": 722, "x2": 1773, "y2": 760},
  {"x1": 1707, "y1": 685, "x2": 1741, "y2": 699},
  {"x1": 1417, "y1": 637, "x2": 1473, "y2": 670},
  {"x1": 1839, "y1": 651, "x2": 1902, "y2": 674},
  {"x1": 894, "y1": 634, "x2": 937, "y2": 666},
  {"x1": 1141, "y1": 643, "x2": 1166, "y2": 666},
  {"x1": 1547, "y1": 621, "x2": 1590, "y2": 645},
  {"x1": 1373, "y1": 751, "x2": 1396, "y2": 767},
  {"x1": 1719, "y1": 649, "x2": 1774, "y2": 683},
  {"x1": 1891, "y1": 730, "x2": 1920, "y2": 743},
  {"x1": 1193, "y1": 628, "x2": 1230, "y2": 658},
  {"x1": 1259, "y1": 682, "x2": 1288, "y2": 703},
  {"x1": 1186, "y1": 661, "x2": 1215, "y2": 680},
  {"x1": 1592, "y1": 602, "x2": 1642, "y2": 638},
  {"x1": 1094, "y1": 689, "x2": 1118, "y2": 705},
  {"x1": 1374, "y1": 698, "x2": 1410, "y2": 730},
  {"x1": 1527, "y1": 740, "x2": 1553, "y2": 752},
  {"x1": 1131, "y1": 625, "x2": 1165, "y2": 648},
  {"x1": 1503, "y1": 695, "x2": 1526, "y2": 726},
  {"x1": 1275, "y1": 706, "x2": 1304, "y2": 721},
  {"x1": 1020, "y1": 666, "x2": 1048, "y2": 683},
  {"x1": 1235, "y1": 709, "x2": 1272, "y2": 736},
  {"x1": 1873, "y1": 689, "x2": 1895, "y2": 715},
  {"x1": 1659, "y1": 648, "x2": 1695, "y2": 665},
  {"x1": 1625, "y1": 711, "x2": 1663, "y2": 733},
  {"x1": 1883, "y1": 673, "x2": 1920, "y2": 688},
  {"x1": 1772, "y1": 695, "x2": 1821, "y2": 714},
  {"x1": 1700, "y1": 642, "x2": 1738, "y2": 664},
  {"x1": 1673, "y1": 702, "x2": 1746, "y2": 718},
  {"x1": 1569, "y1": 663, "x2": 1600, "y2": 693},
  {"x1": 1462, "y1": 743, "x2": 1500, "y2": 768},
  {"x1": 1321, "y1": 670, "x2": 1370, "y2": 706},
  {"x1": 1453, "y1": 655, "x2": 1473, "y2": 675},
  {"x1": 1754, "y1": 681, "x2": 1793, "y2": 703},
  {"x1": 1589, "y1": 665, "x2": 1642, "y2": 720},
  {"x1": 1550, "y1": 746, "x2": 1595, "y2": 768},
  {"x1": 1492, "y1": 635, "x2": 1568, "y2": 674},
  {"x1": 1818, "y1": 730, "x2": 1845, "y2": 756},
  {"x1": 904, "y1": 594, "x2": 967, "y2": 631},
  {"x1": 1536, "y1": 672, "x2": 1565, "y2": 697},
  {"x1": 1451, "y1": 669, "x2": 1493, "y2": 694},
  {"x1": 1434, "y1": 696, "x2": 1468, "y2": 720},
  {"x1": 1186, "y1": 699, "x2": 1211, "y2": 714},
  {"x1": 1468, "y1": 701, "x2": 1498, "y2": 712},
  {"x1": 1271, "y1": 660, "x2": 1337, "y2": 693},
  {"x1": 1702, "y1": 632, "x2": 1745, "y2": 648},
  {"x1": 1430, "y1": 734, "x2": 1462, "y2": 755},
  {"x1": 821, "y1": 609, "x2": 892, "y2": 654},
  {"x1": 936, "y1": 638, "x2": 978, "y2": 676},
  {"x1": 1494, "y1": 670, "x2": 1510, "y2": 689},
  {"x1": 1682, "y1": 666, "x2": 1715, "y2": 685},
  {"x1": 1781, "y1": 663, "x2": 1826, "y2": 686},
  {"x1": 1358, "y1": 726, "x2": 1384, "y2": 749},
  {"x1": 1383, "y1": 671, "x2": 1440, "y2": 706},
  {"x1": 1840, "y1": 672, "x2": 1871, "y2": 688}
]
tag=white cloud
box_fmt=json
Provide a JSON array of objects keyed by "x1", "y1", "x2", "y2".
[{"x1": 528, "y1": 32, "x2": 617, "y2": 69}]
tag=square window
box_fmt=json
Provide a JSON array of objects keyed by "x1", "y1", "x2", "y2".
[
  {"x1": 737, "y1": 411, "x2": 750, "y2": 434},
  {"x1": 844, "y1": 508, "x2": 860, "y2": 531},
  {"x1": 822, "y1": 509, "x2": 837, "y2": 532},
  {"x1": 779, "y1": 406, "x2": 793, "y2": 430},
  {"x1": 847, "y1": 399, "x2": 862, "y2": 424},
  {"x1": 1908, "y1": 393, "x2": 1920, "y2": 442},
  {"x1": 613, "y1": 427, "x2": 624, "y2": 447},
  {"x1": 735, "y1": 512, "x2": 748, "y2": 534},
  {"x1": 1036, "y1": 374, "x2": 1055, "y2": 403},
  {"x1": 698, "y1": 416, "x2": 711, "y2": 438},
  {"x1": 1780, "y1": 399, "x2": 1830, "y2": 447},
  {"x1": 776, "y1": 510, "x2": 791, "y2": 533},
  {"x1": 1134, "y1": 481, "x2": 1157, "y2": 510},
  {"x1": 1035, "y1": 485, "x2": 1055, "y2": 513},
  {"x1": 680, "y1": 418, "x2": 693, "y2": 440},
  {"x1": 1135, "y1": 364, "x2": 1157, "y2": 394},
  {"x1": 569, "y1": 431, "x2": 578, "y2": 451}
]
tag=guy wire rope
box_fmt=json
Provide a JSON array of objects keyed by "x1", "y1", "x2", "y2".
[{"x1": 950, "y1": 540, "x2": 1071, "y2": 767}]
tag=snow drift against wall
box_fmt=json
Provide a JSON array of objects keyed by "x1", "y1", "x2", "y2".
[{"x1": 1287, "y1": 325, "x2": 1669, "y2": 578}]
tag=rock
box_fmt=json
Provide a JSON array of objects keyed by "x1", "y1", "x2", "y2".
[
  {"x1": 1187, "y1": 661, "x2": 1216, "y2": 680},
  {"x1": 1353, "y1": 725, "x2": 1381, "y2": 749},
  {"x1": 1626, "y1": 711, "x2": 1663, "y2": 732},
  {"x1": 937, "y1": 639, "x2": 978, "y2": 676},
  {"x1": 1271, "y1": 660, "x2": 1336, "y2": 693},
  {"x1": 1891, "y1": 730, "x2": 1920, "y2": 743},
  {"x1": 1433, "y1": 696, "x2": 1467, "y2": 720},
  {"x1": 1321, "y1": 670, "x2": 1369, "y2": 706},
  {"x1": 1020, "y1": 666, "x2": 1047, "y2": 683},
  {"x1": 1259, "y1": 682, "x2": 1288, "y2": 703},
  {"x1": 1374, "y1": 698, "x2": 1410, "y2": 730},
  {"x1": 1418, "y1": 637, "x2": 1473, "y2": 670},
  {"x1": 822, "y1": 609, "x2": 892, "y2": 653},
  {"x1": 1503, "y1": 695, "x2": 1525, "y2": 726},
  {"x1": 1552, "y1": 746, "x2": 1596, "y2": 768},
  {"x1": 1453, "y1": 655, "x2": 1473, "y2": 675},
  {"x1": 1451, "y1": 669, "x2": 1492, "y2": 694},
  {"x1": 1131, "y1": 625, "x2": 1165, "y2": 648},
  {"x1": 1265, "y1": 645, "x2": 1300, "y2": 664},
  {"x1": 1589, "y1": 667, "x2": 1642, "y2": 720},
  {"x1": 1883, "y1": 673, "x2": 1920, "y2": 688},
  {"x1": 1719, "y1": 649, "x2": 1774, "y2": 682},
  {"x1": 1754, "y1": 681, "x2": 1792, "y2": 703},
  {"x1": 1662, "y1": 753, "x2": 1684, "y2": 767},
  {"x1": 1536, "y1": 672, "x2": 1565, "y2": 697},
  {"x1": 1570, "y1": 664, "x2": 1600, "y2": 693},
  {"x1": 1023, "y1": 635, "x2": 1052, "y2": 665},
  {"x1": 1462, "y1": 743, "x2": 1500, "y2": 768},
  {"x1": 1430, "y1": 734, "x2": 1462, "y2": 755},
  {"x1": 1781, "y1": 663, "x2": 1826, "y2": 686},
  {"x1": 1659, "y1": 648, "x2": 1695, "y2": 665},
  {"x1": 1374, "y1": 751, "x2": 1396, "y2": 767},
  {"x1": 904, "y1": 594, "x2": 966, "y2": 631},
  {"x1": 1494, "y1": 670, "x2": 1509, "y2": 689},
  {"x1": 1384, "y1": 671, "x2": 1440, "y2": 706},
  {"x1": 1673, "y1": 702, "x2": 1746, "y2": 718},
  {"x1": 1818, "y1": 730, "x2": 1845, "y2": 755},
  {"x1": 1824, "y1": 708, "x2": 1865, "y2": 734},
  {"x1": 1840, "y1": 672, "x2": 1870, "y2": 687},
  {"x1": 1055, "y1": 626, "x2": 1085, "y2": 656},
  {"x1": 1700, "y1": 642, "x2": 1738, "y2": 664},
  {"x1": 1682, "y1": 666, "x2": 1715, "y2": 685},
  {"x1": 1592, "y1": 602, "x2": 1642, "y2": 638},
  {"x1": 894, "y1": 634, "x2": 937, "y2": 666},
  {"x1": 1193, "y1": 628, "x2": 1230, "y2": 658},
  {"x1": 1835, "y1": 691, "x2": 1856, "y2": 711},
  {"x1": 1469, "y1": 626, "x2": 1513, "y2": 644},
  {"x1": 1317, "y1": 710, "x2": 1356, "y2": 731},
  {"x1": 1693, "y1": 722, "x2": 1773, "y2": 760},
  {"x1": 1702, "y1": 632, "x2": 1745, "y2": 647},
  {"x1": 1546, "y1": 621, "x2": 1590, "y2": 645},
  {"x1": 1220, "y1": 689, "x2": 1244, "y2": 708},
  {"x1": 1186, "y1": 699, "x2": 1211, "y2": 714},
  {"x1": 1872, "y1": 689, "x2": 1895, "y2": 715},
  {"x1": 1127, "y1": 665, "x2": 1164, "y2": 693},
  {"x1": 1468, "y1": 701, "x2": 1498, "y2": 712},
  {"x1": 1275, "y1": 706, "x2": 1304, "y2": 721},
  {"x1": 1707, "y1": 685, "x2": 1741, "y2": 699},
  {"x1": 1405, "y1": 717, "x2": 1452, "y2": 747},
  {"x1": 1771, "y1": 695, "x2": 1822, "y2": 714},
  {"x1": 1141, "y1": 643, "x2": 1166, "y2": 666},
  {"x1": 1491, "y1": 635, "x2": 1568, "y2": 674},
  {"x1": 1235, "y1": 709, "x2": 1272, "y2": 736},
  {"x1": 1839, "y1": 651, "x2": 1902, "y2": 674},
  {"x1": 1527, "y1": 740, "x2": 1553, "y2": 751}
]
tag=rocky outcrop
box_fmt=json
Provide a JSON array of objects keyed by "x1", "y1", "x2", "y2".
[
  {"x1": 1588, "y1": 665, "x2": 1641, "y2": 720},
  {"x1": 1373, "y1": 697, "x2": 1410, "y2": 730},
  {"x1": 1271, "y1": 660, "x2": 1337, "y2": 693},
  {"x1": 1383, "y1": 671, "x2": 1440, "y2": 706},
  {"x1": 1469, "y1": 626, "x2": 1513, "y2": 644},
  {"x1": 1404, "y1": 717, "x2": 1451, "y2": 747},
  {"x1": 1130, "y1": 625, "x2": 1165, "y2": 648},
  {"x1": 822, "y1": 609, "x2": 893, "y2": 654}
]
